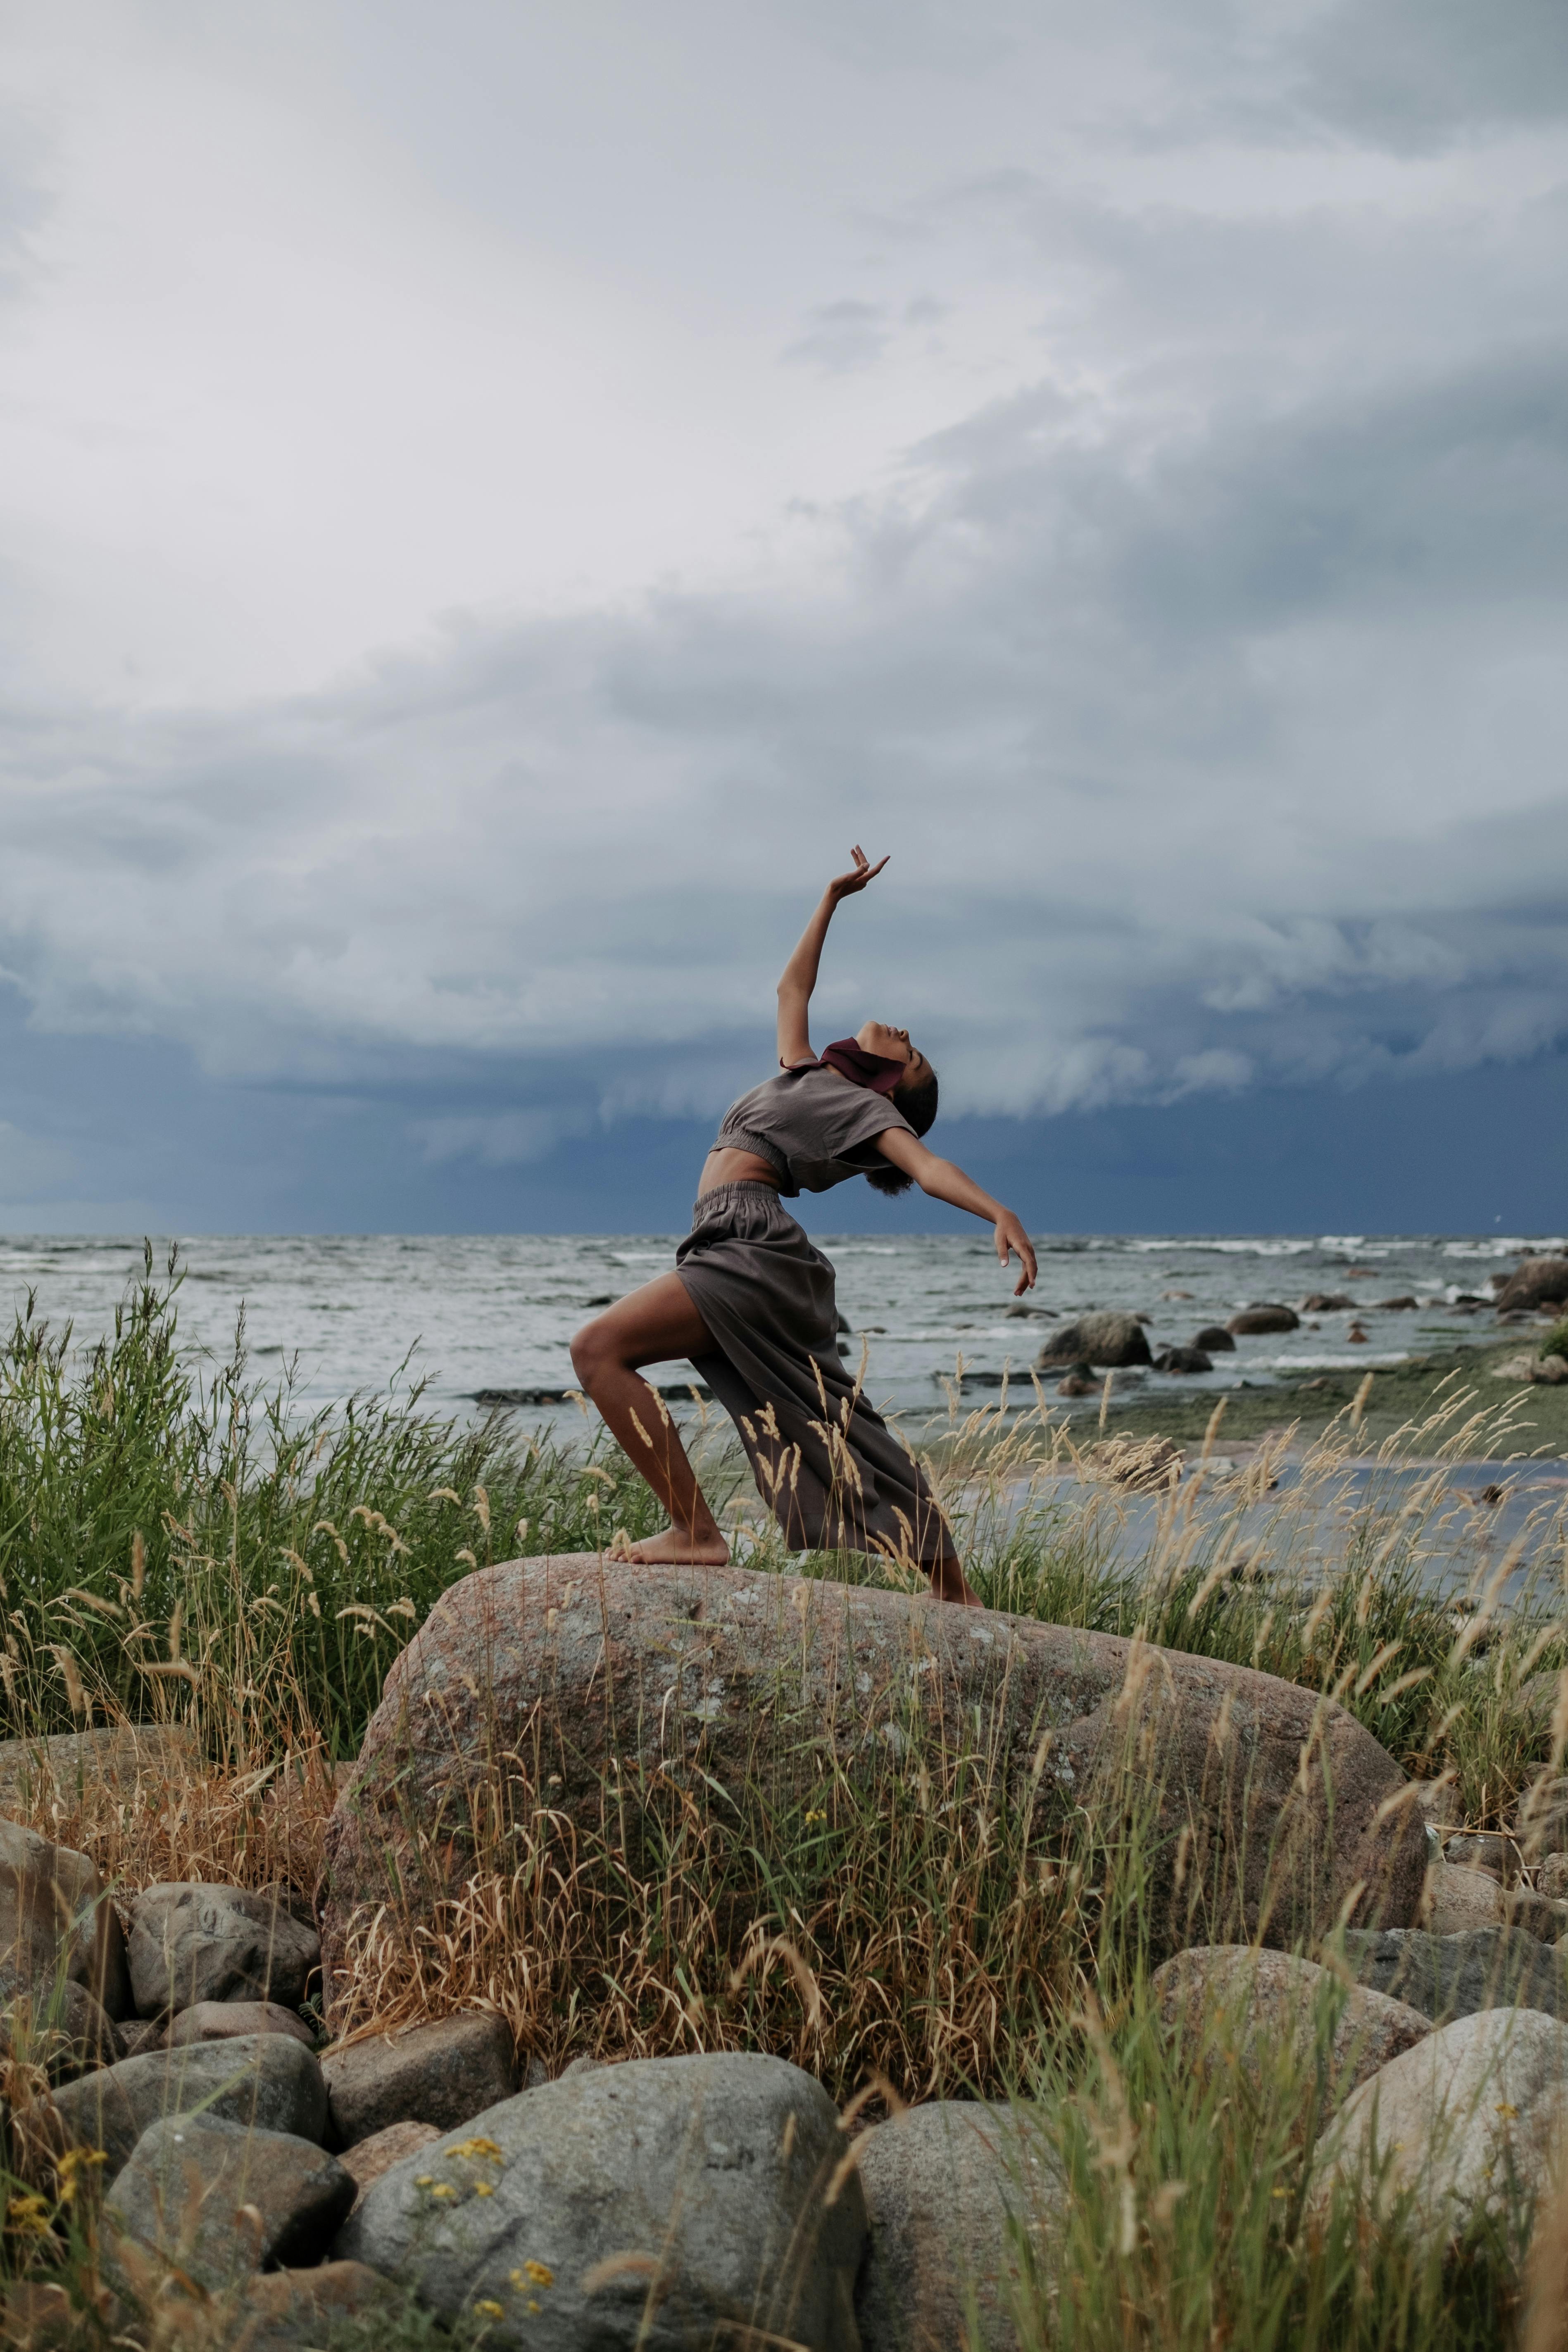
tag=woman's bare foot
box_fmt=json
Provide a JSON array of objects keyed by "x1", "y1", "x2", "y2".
[
  {"x1": 621, "y1": 1526, "x2": 731, "y2": 1567},
  {"x1": 927, "y1": 1557, "x2": 983, "y2": 1606}
]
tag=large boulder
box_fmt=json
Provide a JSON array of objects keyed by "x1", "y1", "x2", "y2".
[
  {"x1": 127, "y1": 1884, "x2": 319, "y2": 2017},
  {"x1": 0, "y1": 1817, "x2": 131, "y2": 2022},
  {"x1": 1494, "y1": 1257, "x2": 1568, "y2": 1314},
  {"x1": 1341, "y1": 1926, "x2": 1568, "y2": 2022},
  {"x1": 105, "y1": 2114, "x2": 355, "y2": 2290},
  {"x1": 1226, "y1": 1306, "x2": 1299, "y2": 1336},
  {"x1": 333, "y1": 2052, "x2": 866, "y2": 2351},
  {"x1": 320, "y1": 2012, "x2": 516, "y2": 2147},
  {"x1": 1152, "y1": 1947, "x2": 1430, "y2": 2099},
  {"x1": 853, "y1": 2102, "x2": 1059, "y2": 2352},
  {"x1": 321, "y1": 1558, "x2": 1425, "y2": 2006},
  {"x1": 1309, "y1": 2008, "x2": 1568, "y2": 2243},
  {"x1": 1193, "y1": 1325, "x2": 1236, "y2": 1352},
  {"x1": 49, "y1": 2032, "x2": 328, "y2": 2181},
  {"x1": 1036, "y1": 1313, "x2": 1152, "y2": 1368}
]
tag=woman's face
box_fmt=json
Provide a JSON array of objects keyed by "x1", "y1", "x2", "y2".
[{"x1": 857, "y1": 1021, "x2": 930, "y2": 1091}]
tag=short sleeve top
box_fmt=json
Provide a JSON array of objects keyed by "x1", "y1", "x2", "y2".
[{"x1": 713, "y1": 1062, "x2": 914, "y2": 1196}]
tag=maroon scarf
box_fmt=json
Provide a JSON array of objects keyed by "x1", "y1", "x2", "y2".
[{"x1": 816, "y1": 1037, "x2": 905, "y2": 1097}]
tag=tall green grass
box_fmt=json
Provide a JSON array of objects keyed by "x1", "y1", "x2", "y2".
[{"x1": 0, "y1": 1250, "x2": 682, "y2": 1755}]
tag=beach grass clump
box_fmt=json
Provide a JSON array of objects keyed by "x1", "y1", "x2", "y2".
[
  {"x1": 1539, "y1": 1320, "x2": 1568, "y2": 1364},
  {"x1": 0, "y1": 1249, "x2": 696, "y2": 1757},
  {"x1": 1006, "y1": 1979, "x2": 1526, "y2": 2352}
]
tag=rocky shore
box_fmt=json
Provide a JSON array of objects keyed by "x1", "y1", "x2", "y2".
[{"x1": 4, "y1": 1555, "x2": 1566, "y2": 2349}]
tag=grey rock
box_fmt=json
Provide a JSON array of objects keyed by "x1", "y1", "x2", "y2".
[
  {"x1": 1299, "y1": 1293, "x2": 1357, "y2": 1312},
  {"x1": 1505, "y1": 1886, "x2": 1568, "y2": 1942},
  {"x1": 1036, "y1": 1312, "x2": 1152, "y2": 1369},
  {"x1": 0, "y1": 1725, "x2": 200, "y2": 1819},
  {"x1": 1421, "y1": 1862, "x2": 1503, "y2": 1934},
  {"x1": 50, "y1": 2031, "x2": 328, "y2": 2181},
  {"x1": 321, "y1": 2012, "x2": 516, "y2": 2147},
  {"x1": 1309, "y1": 2007, "x2": 1568, "y2": 2243},
  {"x1": 166, "y1": 2000, "x2": 317, "y2": 2051},
  {"x1": 1193, "y1": 1325, "x2": 1236, "y2": 1351},
  {"x1": 116, "y1": 2019, "x2": 166, "y2": 2061},
  {"x1": 1442, "y1": 1832, "x2": 1514, "y2": 1884},
  {"x1": 1342, "y1": 1926, "x2": 1568, "y2": 2022},
  {"x1": 1518, "y1": 1776, "x2": 1568, "y2": 1860},
  {"x1": 1494, "y1": 1256, "x2": 1568, "y2": 1314},
  {"x1": 333, "y1": 2051, "x2": 865, "y2": 2351},
  {"x1": 323, "y1": 1558, "x2": 1425, "y2": 1992},
  {"x1": 2, "y1": 1977, "x2": 119, "y2": 2081},
  {"x1": 1152, "y1": 1346, "x2": 1213, "y2": 1374},
  {"x1": 1542, "y1": 1855, "x2": 1568, "y2": 1902},
  {"x1": 106, "y1": 2113, "x2": 354, "y2": 2290},
  {"x1": 1226, "y1": 1305, "x2": 1300, "y2": 1335},
  {"x1": 340, "y1": 2119, "x2": 442, "y2": 2212},
  {"x1": 854, "y1": 2102, "x2": 1060, "y2": 2352},
  {"x1": 0, "y1": 1816, "x2": 131, "y2": 2021},
  {"x1": 1152, "y1": 1946, "x2": 1430, "y2": 2097},
  {"x1": 127, "y1": 1883, "x2": 319, "y2": 2016},
  {"x1": 232, "y1": 2261, "x2": 402, "y2": 2351}
]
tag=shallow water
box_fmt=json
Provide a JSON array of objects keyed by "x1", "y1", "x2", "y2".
[
  {"x1": 0, "y1": 1228, "x2": 1557, "y2": 1434},
  {"x1": 994, "y1": 1455, "x2": 1568, "y2": 1607}
]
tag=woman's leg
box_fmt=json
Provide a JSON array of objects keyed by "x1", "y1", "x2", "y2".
[
  {"x1": 928, "y1": 1554, "x2": 980, "y2": 1606},
  {"x1": 570, "y1": 1275, "x2": 730, "y2": 1565}
]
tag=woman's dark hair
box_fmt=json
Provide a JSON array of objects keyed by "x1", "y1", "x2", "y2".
[{"x1": 865, "y1": 1067, "x2": 938, "y2": 1196}]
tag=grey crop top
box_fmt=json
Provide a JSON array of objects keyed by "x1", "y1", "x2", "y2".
[{"x1": 713, "y1": 1062, "x2": 914, "y2": 1196}]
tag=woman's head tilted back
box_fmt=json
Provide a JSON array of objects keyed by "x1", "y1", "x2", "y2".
[{"x1": 856, "y1": 1021, "x2": 938, "y2": 1195}]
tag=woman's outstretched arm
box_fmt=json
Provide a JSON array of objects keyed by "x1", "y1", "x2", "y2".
[
  {"x1": 776, "y1": 846, "x2": 889, "y2": 1066},
  {"x1": 875, "y1": 1130, "x2": 1039, "y2": 1296}
]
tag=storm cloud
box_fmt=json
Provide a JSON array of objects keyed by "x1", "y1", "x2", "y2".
[{"x1": 0, "y1": 0, "x2": 1564, "y2": 1227}]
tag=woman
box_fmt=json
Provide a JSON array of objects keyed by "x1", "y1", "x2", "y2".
[{"x1": 570, "y1": 849, "x2": 1037, "y2": 1603}]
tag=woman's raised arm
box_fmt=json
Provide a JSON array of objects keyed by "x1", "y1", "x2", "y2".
[
  {"x1": 775, "y1": 847, "x2": 889, "y2": 1067},
  {"x1": 875, "y1": 1129, "x2": 1038, "y2": 1296}
]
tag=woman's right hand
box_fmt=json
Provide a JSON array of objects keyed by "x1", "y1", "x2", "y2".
[
  {"x1": 995, "y1": 1211, "x2": 1038, "y2": 1296},
  {"x1": 826, "y1": 845, "x2": 889, "y2": 902}
]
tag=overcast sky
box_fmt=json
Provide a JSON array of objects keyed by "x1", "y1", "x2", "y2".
[{"x1": 2, "y1": 0, "x2": 1566, "y2": 1235}]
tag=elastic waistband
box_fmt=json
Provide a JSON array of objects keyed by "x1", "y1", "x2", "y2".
[{"x1": 692, "y1": 1179, "x2": 785, "y2": 1214}]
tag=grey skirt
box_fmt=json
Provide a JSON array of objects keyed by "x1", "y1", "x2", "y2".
[{"x1": 674, "y1": 1181, "x2": 952, "y2": 1567}]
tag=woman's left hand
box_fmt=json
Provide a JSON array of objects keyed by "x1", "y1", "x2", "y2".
[{"x1": 995, "y1": 1211, "x2": 1038, "y2": 1296}]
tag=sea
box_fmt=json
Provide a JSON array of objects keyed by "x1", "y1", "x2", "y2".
[{"x1": 1, "y1": 1229, "x2": 1558, "y2": 1433}]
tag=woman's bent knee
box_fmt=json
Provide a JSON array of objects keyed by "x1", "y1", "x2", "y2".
[{"x1": 570, "y1": 1321, "x2": 613, "y2": 1387}]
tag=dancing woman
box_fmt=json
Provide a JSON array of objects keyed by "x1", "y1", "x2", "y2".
[{"x1": 570, "y1": 849, "x2": 1037, "y2": 1603}]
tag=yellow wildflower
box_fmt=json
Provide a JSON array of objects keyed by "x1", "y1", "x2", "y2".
[{"x1": 473, "y1": 2300, "x2": 504, "y2": 2319}]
